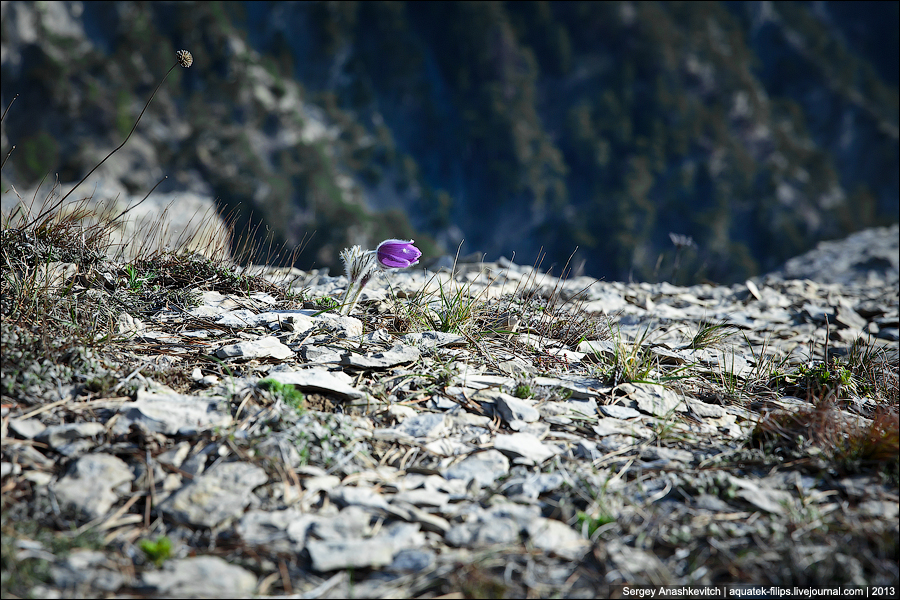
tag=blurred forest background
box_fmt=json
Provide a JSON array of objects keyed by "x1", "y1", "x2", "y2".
[{"x1": 1, "y1": 1, "x2": 897, "y2": 284}]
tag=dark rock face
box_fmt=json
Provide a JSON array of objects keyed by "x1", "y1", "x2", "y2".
[{"x1": 1, "y1": 1, "x2": 897, "y2": 283}]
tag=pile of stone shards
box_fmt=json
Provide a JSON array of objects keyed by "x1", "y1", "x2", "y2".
[{"x1": 2, "y1": 225, "x2": 897, "y2": 597}]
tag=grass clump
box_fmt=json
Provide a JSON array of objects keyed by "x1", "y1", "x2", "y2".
[
  {"x1": 575, "y1": 509, "x2": 616, "y2": 538},
  {"x1": 513, "y1": 382, "x2": 534, "y2": 399},
  {"x1": 688, "y1": 319, "x2": 739, "y2": 349},
  {"x1": 257, "y1": 378, "x2": 305, "y2": 413},
  {"x1": 749, "y1": 400, "x2": 899, "y2": 481}
]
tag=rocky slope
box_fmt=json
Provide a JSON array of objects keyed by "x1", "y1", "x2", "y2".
[{"x1": 1, "y1": 223, "x2": 897, "y2": 597}]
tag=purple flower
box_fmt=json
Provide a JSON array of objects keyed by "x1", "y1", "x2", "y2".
[{"x1": 376, "y1": 239, "x2": 421, "y2": 269}]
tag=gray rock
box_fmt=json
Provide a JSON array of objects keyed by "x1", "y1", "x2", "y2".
[
  {"x1": 51, "y1": 454, "x2": 133, "y2": 520},
  {"x1": 533, "y1": 376, "x2": 609, "y2": 399},
  {"x1": 112, "y1": 390, "x2": 232, "y2": 436},
  {"x1": 727, "y1": 475, "x2": 794, "y2": 515},
  {"x1": 401, "y1": 504, "x2": 452, "y2": 534},
  {"x1": 341, "y1": 343, "x2": 421, "y2": 368},
  {"x1": 686, "y1": 399, "x2": 726, "y2": 418},
  {"x1": 445, "y1": 517, "x2": 520, "y2": 547},
  {"x1": 834, "y1": 299, "x2": 867, "y2": 330},
  {"x1": 392, "y1": 488, "x2": 450, "y2": 508},
  {"x1": 694, "y1": 494, "x2": 734, "y2": 512},
  {"x1": 253, "y1": 435, "x2": 305, "y2": 469},
  {"x1": 263, "y1": 368, "x2": 365, "y2": 400},
  {"x1": 606, "y1": 539, "x2": 672, "y2": 583},
  {"x1": 36, "y1": 422, "x2": 105, "y2": 456},
  {"x1": 509, "y1": 421, "x2": 550, "y2": 439},
  {"x1": 877, "y1": 327, "x2": 899, "y2": 341},
  {"x1": 592, "y1": 418, "x2": 650, "y2": 438},
  {"x1": 599, "y1": 404, "x2": 641, "y2": 419},
  {"x1": 525, "y1": 518, "x2": 591, "y2": 561},
  {"x1": 766, "y1": 224, "x2": 899, "y2": 287},
  {"x1": 237, "y1": 509, "x2": 312, "y2": 552},
  {"x1": 392, "y1": 412, "x2": 447, "y2": 439},
  {"x1": 8, "y1": 417, "x2": 47, "y2": 439},
  {"x1": 50, "y1": 549, "x2": 126, "y2": 592},
  {"x1": 494, "y1": 433, "x2": 559, "y2": 465},
  {"x1": 426, "y1": 394, "x2": 458, "y2": 410},
  {"x1": 857, "y1": 500, "x2": 900, "y2": 520},
  {"x1": 443, "y1": 450, "x2": 510, "y2": 487},
  {"x1": 156, "y1": 442, "x2": 191, "y2": 469},
  {"x1": 293, "y1": 310, "x2": 363, "y2": 338},
  {"x1": 299, "y1": 345, "x2": 345, "y2": 364},
  {"x1": 212, "y1": 308, "x2": 259, "y2": 327},
  {"x1": 388, "y1": 549, "x2": 435, "y2": 573},
  {"x1": 307, "y1": 538, "x2": 397, "y2": 572},
  {"x1": 330, "y1": 486, "x2": 390, "y2": 510},
  {"x1": 400, "y1": 331, "x2": 466, "y2": 348},
  {"x1": 307, "y1": 520, "x2": 424, "y2": 572},
  {"x1": 311, "y1": 506, "x2": 373, "y2": 540},
  {"x1": 483, "y1": 390, "x2": 540, "y2": 423},
  {"x1": 216, "y1": 336, "x2": 293, "y2": 360},
  {"x1": 620, "y1": 383, "x2": 686, "y2": 416},
  {"x1": 161, "y1": 462, "x2": 268, "y2": 528},
  {"x1": 802, "y1": 302, "x2": 835, "y2": 324},
  {"x1": 141, "y1": 556, "x2": 257, "y2": 598},
  {"x1": 641, "y1": 446, "x2": 695, "y2": 466},
  {"x1": 503, "y1": 472, "x2": 565, "y2": 499}
]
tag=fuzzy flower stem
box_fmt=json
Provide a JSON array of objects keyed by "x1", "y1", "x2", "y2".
[{"x1": 339, "y1": 246, "x2": 378, "y2": 315}]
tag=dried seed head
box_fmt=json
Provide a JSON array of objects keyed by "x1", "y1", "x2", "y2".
[{"x1": 177, "y1": 50, "x2": 193, "y2": 68}]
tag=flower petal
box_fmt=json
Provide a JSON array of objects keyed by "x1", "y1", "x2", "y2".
[{"x1": 376, "y1": 239, "x2": 421, "y2": 269}]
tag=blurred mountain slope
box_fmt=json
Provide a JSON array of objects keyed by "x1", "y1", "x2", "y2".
[{"x1": 2, "y1": 1, "x2": 896, "y2": 283}]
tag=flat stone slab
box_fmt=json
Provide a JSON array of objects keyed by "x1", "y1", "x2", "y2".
[
  {"x1": 391, "y1": 412, "x2": 447, "y2": 439},
  {"x1": 481, "y1": 390, "x2": 540, "y2": 423},
  {"x1": 525, "y1": 517, "x2": 591, "y2": 561},
  {"x1": 443, "y1": 449, "x2": 510, "y2": 487},
  {"x1": 36, "y1": 422, "x2": 105, "y2": 456},
  {"x1": 445, "y1": 517, "x2": 521, "y2": 547},
  {"x1": 141, "y1": 556, "x2": 257, "y2": 598},
  {"x1": 161, "y1": 462, "x2": 268, "y2": 528},
  {"x1": 263, "y1": 368, "x2": 365, "y2": 399},
  {"x1": 112, "y1": 390, "x2": 232, "y2": 436},
  {"x1": 400, "y1": 331, "x2": 466, "y2": 347},
  {"x1": 619, "y1": 383, "x2": 687, "y2": 416},
  {"x1": 599, "y1": 404, "x2": 641, "y2": 419},
  {"x1": 51, "y1": 454, "x2": 134, "y2": 520},
  {"x1": 307, "y1": 538, "x2": 396, "y2": 572},
  {"x1": 216, "y1": 336, "x2": 293, "y2": 360},
  {"x1": 340, "y1": 344, "x2": 421, "y2": 368},
  {"x1": 494, "y1": 433, "x2": 560, "y2": 465}
]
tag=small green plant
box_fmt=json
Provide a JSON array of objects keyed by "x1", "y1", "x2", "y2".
[
  {"x1": 575, "y1": 509, "x2": 616, "y2": 538},
  {"x1": 314, "y1": 296, "x2": 340, "y2": 311},
  {"x1": 124, "y1": 263, "x2": 156, "y2": 290},
  {"x1": 771, "y1": 358, "x2": 856, "y2": 400},
  {"x1": 513, "y1": 382, "x2": 533, "y2": 399},
  {"x1": 258, "y1": 378, "x2": 305, "y2": 413},
  {"x1": 139, "y1": 536, "x2": 172, "y2": 567}
]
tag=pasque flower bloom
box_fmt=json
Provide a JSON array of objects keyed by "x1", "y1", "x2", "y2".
[
  {"x1": 376, "y1": 239, "x2": 422, "y2": 269},
  {"x1": 339, "y1": 239, "x2": 421, "y2": 315}
]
